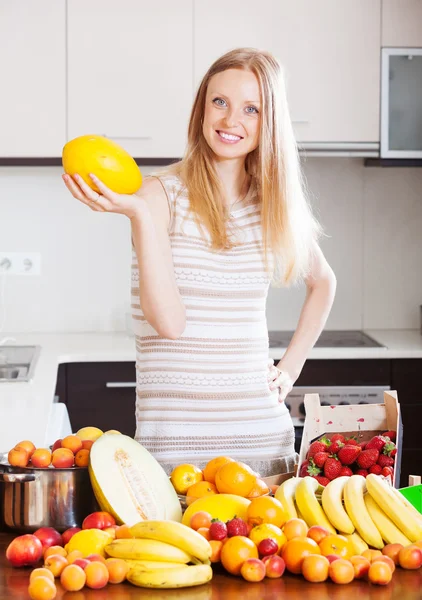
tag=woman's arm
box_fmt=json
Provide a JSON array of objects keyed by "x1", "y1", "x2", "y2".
[
  {"x1": 271, "y1": 244, "x2": 337, "y2": 400},
  {"x1": 131, "y1": 178, "x2": 186, "y2": 339}
]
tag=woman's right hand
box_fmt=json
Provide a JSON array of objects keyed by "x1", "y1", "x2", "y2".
[{"x1": 62, "y1": 172, "x2": 144, "y2": 220}]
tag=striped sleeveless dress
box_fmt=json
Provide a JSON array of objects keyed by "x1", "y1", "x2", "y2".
[{"x1": 131, "y1": 174, "x2": 297, "y2": 477}]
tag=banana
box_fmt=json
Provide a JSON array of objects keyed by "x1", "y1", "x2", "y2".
[
  {"x1": 130, "y1": 520, "x2": 211, "y2": 563},
  {"x1": 339, "y1": 532, "x2": 368, "y2": 555},
  {"x1": 124, "y1": 559, "x2": 189, "y2": 570},
  {"x1": 127, "y1": 563, "x2": 213, "y2": 589},
  {"x1": 364, "y1": 494, "x2": 412, "y2": 546},
  {"x1": 365, "y1": 474, "x2": 422, "y2": 543},
  {"x1": 295, "y1": 477, "x2": 336, "y2": 533},
  {"x1": 274, "y1": 477, "x2": 301, "y2": 520},
  {"x1": 105, "y1": 539, "x2": 192, "y2": 563},
  {"x1": 343, "y1": 475, "x2": 384, "y2": 549},
  {"x1": 389, "y1": 485, "x2": 422, "y2": 527},
  {"x1": 321, "y1": 476, "x2": 355, "y2": 534}
]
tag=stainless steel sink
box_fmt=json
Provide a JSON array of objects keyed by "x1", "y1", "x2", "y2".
[{"x1": 0, "y1": 346, "x2": 40, "y2": 382}]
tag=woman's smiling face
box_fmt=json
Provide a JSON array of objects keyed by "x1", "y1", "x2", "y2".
[{"x1": 202, "y1": 68, "x2": 261, "y2": 161}]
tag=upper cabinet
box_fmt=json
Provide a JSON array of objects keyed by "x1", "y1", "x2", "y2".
[
  {"x1": 67, "y1": 0, "x2": 193, "y2": 159},
  {"x1": 194, "y1": 0, "x2": 381, "y2": 145},
  {"x1": 382, "y1": 0, "x2": 422, "y2": 46},
  {"x1": 0, "y1": 0, "x2": 66, "y2": 157}
]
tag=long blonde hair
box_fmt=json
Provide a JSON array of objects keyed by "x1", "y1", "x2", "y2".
[{"x1": 166, "y1": 47, "x2": 321, "y2": 286}]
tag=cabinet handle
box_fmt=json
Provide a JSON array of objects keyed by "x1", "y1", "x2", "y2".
[
  {"x1": 106, "y1": 382, "x2": 137, "y2": 388},
  {"x1": 102, "y1": 134, "x2": 152, "y2": 141}
]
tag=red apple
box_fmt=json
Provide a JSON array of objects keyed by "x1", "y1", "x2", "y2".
[
  {"x1": 82, "y1": 511, "x2": 116, "y2": 530},
  {"x1": 33, "y1": 527, "x2": 63, "y2": 552},
  {"x1": 6, "y1": 534, "x2": 43, "y2": 567},
  {"x1": 62, "y1": 527, "x2": 82, "y2": 545}
]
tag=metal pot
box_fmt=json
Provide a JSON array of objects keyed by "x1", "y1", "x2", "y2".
[{"x1": 0, "y1": 453, "x2": 99, "y2": 532}]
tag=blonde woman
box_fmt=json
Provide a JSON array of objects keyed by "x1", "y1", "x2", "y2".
[{"x1": 62, "y1": 48, "x2": 336, "y2": 477}]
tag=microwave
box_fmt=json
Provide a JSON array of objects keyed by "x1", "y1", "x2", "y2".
[{"x1": 380, "y1": 48, "x2": 422, "y2": 159}]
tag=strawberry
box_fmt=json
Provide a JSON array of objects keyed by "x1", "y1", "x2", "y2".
[
  {"x1": 226, "y1": 517, "x2": 248, "y2": 537},
  {"x1": 299, "y1": 460, "x2": 310, "y2": 477},
  {"x1": 356, "y1": 449, "x2": 379, "y2": 469},
  {"x1": 300, "y1": 459, "x2": 321, "y2": 477},
  {"x1": 330, "y1": 434, "x2": 346, "y2": 444},
  {"x1": 381, "y1": 466, "x2": 394, "y2": 478},
  {"x1": 307, "y1": 438, "x2": 330, "y2": 459},
  {"x1": 313, "y1": 452, "x2": 329, "y2": 468},
  {"x1": 382, "y1": 441, "x2": 396, "y2": 456},
  {"x1": 355, "y1": 469, "x2": 368, "y2": 477},
  {"x1": 209, "y1": 520, "x2": 227, "y2": 541},
  {"x1": 369, "y1": 464, "x2": 383, "y2": 475},
  {"x1": 324, "y1": 457, "x2": 342, "y2": 480},
  {"x1": 358, "y1": 441, "x2": 367, "y2": 450},
  {"x1": 382, "y1": 430, "x2": 396, "y2": 442},
  {"x1": 377, "y1": 454, "x2": 395, "y2": 468},
  {"x1": 314, "y1": 475, "x2": 330, "y2": 487},
  {"x1": 345, "y1": 438, "x2": 359, "y2": 446},
  {"x1": 328, "y1": 440, "x2": 344, "y2": 454},
  {"x1": 365, "y1": 435, "x2": 387, "y2": 452},
  {"x1": 339, "y1": 466, "x2": 353, "y2": 477},
  {"x1": 337, "y1": 445, "x2": 361, "y2": 466},
  {"x1": 389, "y1": 448, "x2": 397, "y2": 458}
]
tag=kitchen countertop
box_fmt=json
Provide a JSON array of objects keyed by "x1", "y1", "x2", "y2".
[
  {"x1": 0, "y1": 533, "x2": 421, "y2": 600},
  {"x1": 0, "y1": 329, "x2": 421, "y2": 451}
]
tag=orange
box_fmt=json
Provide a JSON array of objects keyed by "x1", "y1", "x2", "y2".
[
  {"x1": 170, "y1": 464, "x2": 203, "y2": 495},
  {"x1": 283, "y1": 518, "x2": 308, "y2": 540},
  {"x1": 301, "y1": 554, "x2": 330, "y2": 582},
  {"x1": 247, "y1": 478, "x2": 270, "y2": 498},
  {"x1": 220, "y1": 536, "x2": 258, "y2": 575},
  {"x1": 248, "y1": 524, "x2": 286, "y2": 552},
  {"x1": 203, "y1": 456, "x2": 235, "y2": 484},
  {"x1": 215, "y1": 461, "x2": 256, "y2": 497},
  {"x1": 318, "y1": 534, "x2": 353, "y2": 560},
  {"x1": 246, "y1": 496, "x2": 286, "y2": 528},
  {"x1": 186, "y1": 481, "x2": 217, "y2": 506},
  {"x1": 282, "y1": 536, "x2": 321, "y2": 574}
]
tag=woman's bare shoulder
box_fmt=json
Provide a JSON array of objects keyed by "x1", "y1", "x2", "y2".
[{"x1": 134, "y1": 176, "x2": 172, "y2": 227}]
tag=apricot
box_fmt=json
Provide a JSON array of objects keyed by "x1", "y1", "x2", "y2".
[
  {"x1": 398, "y1": 544, "x2": 422, "y2": 570},
  {"x1": 73, "y1": 558, "x2": 90, "y2": 570},
  {"x1": 307, "y1": 525, "x2": 330, "y2": 545},
  {"x1": 84, "y1": 561, "x2": 109, "y2": 589},
  {"x1": 283, "y1": 518, "x2": 308, "y2": 540},
  {"x1": 368, "y1": 560, "x2": 392, "y2": 585},
  {"x1": 262, "y1": 554, "x2": 286, "y2": 578},
  {"x1": 103, "y1": 526, "x2": 117, "y2": 539},
  {"x1": 31, "y1": 448, "x2": 52, "y2": 468},
  {"x1": 51, "y1": 448, "x2": 74, "y2": 468},
  {"x1": 328, "y1": 559, "x2": 354, "y2": 584},
  {"x1": 82, "y1": 440, "x2": 94, "y2": 451},
  {"x1": 209, "y1": 540, "x2": 223, "y2": 563},
  {"x1": 302, "y1": 554, "x2": 330, "y2": 583},
  {"x1": 240, "y1": 558, "x2": 266, "y2": 582},
  {"x1": 74, "y1": 448, "x2": 90, "y2": 467},
  {"x1": 382, "y1": 542, "x2": 404, "y2": 565},
  {"x1": 15, "y1": 440, "x2": 36, "y2": 458},
  {"x1": 44, "y1": 554, "x2": 68, "y2": 577},
  {"x1": 8, "y1": 447, "x2": 29, "y2": 467},
  {"x1": 66, "y1": 550, "x2": 84, "y2": 564},
  {"x1": 362, "y1": 549, "x2": 383, "y2": 563},
  {"x1": 61, "y1": 435, "x2": 83, "y2": 454},
  {"x1": 27, "y1": 576, "x2": 56, "y2": 600},
  {"x1": 349, "y1": 555, "x2": 370, "y2": 579},
  {"x1": 85, "y1": 553, "x2": 107, "y2": 564},
  {"x1": 44, "y1": 546, "x2": 67, "y2": 560},
  {"x1": 105, "y1": 558, "x2": 130, "y2": 583},
  {"x1": 29, "y1": 568, "x2": 55, "y2": 584},
  {"x1": 115, "y1": 524, "x2": 134, "y2": 539},
  {"x1": 190, "y1": 511, "x2": 212, "y2": 531},
  {"x1": 373, "y1": 554, "x2": 395, "y2": 573},
  {"x1": 60, "y1": 564, "x2": 86, "y2": 592},
  {"x1": 196, "y1": 527, "x2": 211, "y2": 541}
]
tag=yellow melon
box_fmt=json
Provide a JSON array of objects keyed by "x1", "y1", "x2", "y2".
[
  {"x1": 181, "y1": 494, "x2": 251, "y2": 527},
  {"x1": 62, "y1": 134, "x2": 142, "y2": 194}
]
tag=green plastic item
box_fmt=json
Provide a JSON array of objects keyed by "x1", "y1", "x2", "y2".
[{"x1": 398, "y1": 484, "x2": 422, "y2": 514}]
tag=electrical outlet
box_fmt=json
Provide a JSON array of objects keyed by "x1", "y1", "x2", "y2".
[{"x1": 0, "y1": 252, "x2": 41, "y2": 276}]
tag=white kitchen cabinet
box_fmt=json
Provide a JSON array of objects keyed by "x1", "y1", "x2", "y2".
[
  {"x1": 194, "y1": 0, "x2": 381, "y2": 145},
  {"x1": 382, "y1": 0, "x2": 422, "y2": 46},
  {"x1": 0, "y1": 1, "x2": 66, "y2": 157},
  {"x1": 67, "y1": 0, "x2": 193, "y2": 159}
]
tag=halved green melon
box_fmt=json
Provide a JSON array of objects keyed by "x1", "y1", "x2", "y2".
[{"x1": 88, "y1": 434, "x2": 182, "y2": 526}]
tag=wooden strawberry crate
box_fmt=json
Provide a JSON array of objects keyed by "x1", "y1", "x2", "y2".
[{"x1": 297, "y1": 390, "x2": 403, "y2": 488}]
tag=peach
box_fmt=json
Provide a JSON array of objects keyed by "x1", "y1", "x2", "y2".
[
  {"x1": 302, "y1": 554, "x2": 330, "y2": 583},
  {"x1": 75, "y1": 426, "x2": 103, "y2": 442},
  {"x1": 61, "y1": 527, "x2": 81, "y2": 545},
  {"x1": 73, "y1": 558, "x2": 90, "y2": 570},
  {"x1": 398, "y1": 544, "x2": 422, "y2": 570},
  {"x1": 8, "y1": 447, "x2": 29, "y2": 467},
  {"x1": 51, "y1": 439, "x2": 62, "y2": 452},
  {"x1": 66, "y1": 550, "x2": 84, "y2": 564},
  {"x1": 15, "y1": 440, "x2": 36, "y2": 458},
  {"x1": 362, "y1": 549, "x2": 383, "y2": 563},
  {"x1": 307, "y1": 526, "x2": 330, "y2": 545},
  {"x1": 105, "y1": 558, "x2": 130, "y2": 584},
  {"x1": 51, "y1": 448, "x2": 74, "y2": 468},
  {"x1": 368, "y1": 560, "x2": 393, "y2": 585},
  {"x1": 382, "y1": 542, "x2": 404, "y2": 565},
  {"x1": 82, "y1": 439, "x2": 94, "y2": 451},
  {"x1": 115, "y1": 524, "x2": 134, "y2": 539},
  {"x1": 240, "y1": 558, "x2": 266, "y2": 582},
  {"x1": 262, "y1": 554, "x2": 286, "y2": 578},
  {"x1": 74, "y1": 448, "x2": 90, "y2": 467},
  {"x1": 84, "y1": 560, "x2": 109, "y2": 589},
  {"x1": 27, "y1": 575, "x2": 56, "y2": 600},
  {"x1": 85, "y1": 553, "x2": 107, "y2": 564},
  {"x1": 349, "y1": 555, "x2": 370, "y2": 579},
  {"x1": 29, "y1": 567, "x2": 55, "y2": 584},
  {"x1": 209, "y1": 540, "x2": 223, "y2": 563},
  {"x1": 61, "y1": 435, "x2": 83, "y2": 454},
  {"x1": 373, "y1": 554, "x2": 396, "y2": 573},
  {"x1": 44, "y1": 554, "x2": 68, "y2": 577},
  {"x1": 44, "y1": 546, "x2": 67, "y2": 560},
  {"x1": 60, "y1": 563, "x2": 86, "y2": 592},
  {"x1": 31, "y1": 448, "x2": 52, "y2": 468},
  {"x1": 328, "y1": 559, "x2": 354, "y2": 584}
]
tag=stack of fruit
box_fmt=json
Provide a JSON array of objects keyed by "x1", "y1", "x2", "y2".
[
  {"x1": 300, "y1": 431, "x2": 397, "y2": 484},
  {"x1": 6, "y1": 426, "x2": 118, "y2": 469}
]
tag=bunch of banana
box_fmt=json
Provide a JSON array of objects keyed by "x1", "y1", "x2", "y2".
[{"x1": 105, "y1": 520, "x2": 212, "y2": 589}]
